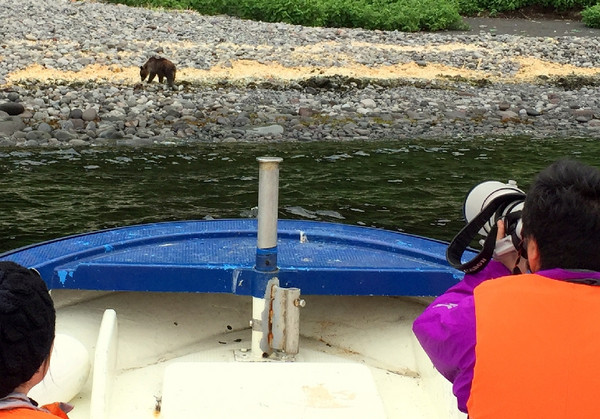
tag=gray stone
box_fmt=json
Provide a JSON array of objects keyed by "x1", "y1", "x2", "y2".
[
  {"x1": 498, "y1": 111, "x2": 519, "y2": 120},
  {"x1": 124, "y1": 137, "x2": 153, "y2": 146},
  {"x1": 247, "y1": 125, "x2": 284, "y2": 136},
  {"x1": 104, "y1": 110, "x2": 126, "y2": 122},
  {"x1": 446, "y1": 110, "x2": 467, "y2": 119},
  {"x1": 25, "y1": 130, "x2": 51, "y2": 141},
  {"x1": 70, "y1": 119, "x2": 86, "y2": 130},
  {"x1": 98, "y1": 128, "x2": 122, "y2": 139},
  {"x1": 576, "y1": 115, "x2": 592, "y2": 123},
  {"x1": 234, "y1": 116, "x2": 250, "y2": 126},
  {"x1": 0, "y1": 102, "x2": 25, "y2": 116},
  {"x1": 573, "y1": 109, "x2": 595, "y2": 119},
  {"x1": 53, "y1": 130, "x2": 76, "y2": 141},
  {"x1": 38, "y1": 122, "x2": 53, "y2": 133},
  {"x1": 298, "y1": 107, "x2": 314, "y2": 117},
  {"x1": 68, "y1": 139, "x2": 88, "y2": 147},
  {"x1": 60, "y1": 120, "x2": 75, "y2": 130},
  {"x1": 360, "y1": 99, "x2": 377, "y2": 109},
  {"x1": 165, "y1": 107, "x2": 182, "y2": 118},
  {"x1": 588, "y1": 119, "x2": 600, "y2": 127},
  {"x1": 33, "y1": 111, "x2": 49, "y2": 120},
  {"x1": 82, "y1": 108, "x2": 98, "y2": 121},
  {"x1": 0, "y1": 117, "x2": 26, "y2": 137},
  {"x1": 70, "y1": 109, "x2": 83, "y2": 119},
  {"x1": 0, "y1": 138, "x2": 17, "y2": 147}
]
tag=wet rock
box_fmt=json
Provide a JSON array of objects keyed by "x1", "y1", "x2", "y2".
[
  {"x1": 69, "y1": 139, "x2": 88, "y2": 147},
  {"x1": 98, "y1": 128, "x2": 122, "y2": 139},
  {"x1": 25, "y1": 130, "x2": 51, "y2": 141},
  {"x1": 0, "y1": 102, "x2": 25, "y2": 116},
  {"x1": 53, "y1": 130, "x2": 76, "y2": 141}
]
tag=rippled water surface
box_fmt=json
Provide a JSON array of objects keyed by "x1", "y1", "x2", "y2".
[{"x1": 1, "y1": 138, "x2": 598, "y2": 253}]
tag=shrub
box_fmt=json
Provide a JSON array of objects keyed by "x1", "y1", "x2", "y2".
[
  {"x1": 102, "y1": 0, "x2": 465, "y2": 32},
  {"x1": 457, "y1": 0, "x2": 483, "y2": 15},
  {"x1": 471, "y1": 0, "x2": 595, "y2": 13},
  {"x1": 320, "y1": 0, "x2": 368, "y2": 28},
  {"x1": 539, "y1": 0, "x2": 596, "y2": 10},
  {"x1": 416, "y1": 0, "x2": 466, "y2": 30},
  {"x1": 232, "y1": 0, "x2": 327, "y2": 27},
  {"x1": 582, "y1": 4, "x2": 600, "y2": 27},
  {"x1": 475, "y1": 0, "x2": 533, "y2": 14}
]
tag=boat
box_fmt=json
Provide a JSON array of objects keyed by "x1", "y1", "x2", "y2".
[{"x1": 0, "y1": 157, "x2": 471, "y2": 419}]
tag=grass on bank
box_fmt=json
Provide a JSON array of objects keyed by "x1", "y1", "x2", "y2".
[{"x1": 103, "y1": 0, "x2": 600, "y2": 31}]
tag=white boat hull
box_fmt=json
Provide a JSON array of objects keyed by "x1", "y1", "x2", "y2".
[{"x1": 43, "y1": 290, "x2": 465, "y2": 419}]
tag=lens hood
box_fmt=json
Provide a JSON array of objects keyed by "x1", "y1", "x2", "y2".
[{"x1": 447, "y1": 182, "x2": 525, "y2": 274}]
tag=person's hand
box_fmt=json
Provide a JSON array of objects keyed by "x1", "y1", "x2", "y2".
[{"x1": 493, "y1": 219, "x2": 528, "y2": 273}]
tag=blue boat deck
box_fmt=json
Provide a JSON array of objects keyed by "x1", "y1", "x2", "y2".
[{"x1": 0, "y1": 219, "x2": 468, "y2": 296}]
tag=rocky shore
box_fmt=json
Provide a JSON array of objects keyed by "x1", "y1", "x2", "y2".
[{"x1": 2, "y1": 0, "x2": 600, "y2": 147}]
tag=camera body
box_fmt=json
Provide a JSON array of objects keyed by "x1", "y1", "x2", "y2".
[{"x1": 447, "y1": 180, "x2": 526, "y2": 273}]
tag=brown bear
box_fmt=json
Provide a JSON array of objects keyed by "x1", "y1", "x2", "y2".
[{"x1": 140, "y1": 57, "x2": 176, "y2": 89}]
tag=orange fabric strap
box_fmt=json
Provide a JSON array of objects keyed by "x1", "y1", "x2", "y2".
[{"x1": 468, "y1": 273, "x2": 600, "y2": 418}]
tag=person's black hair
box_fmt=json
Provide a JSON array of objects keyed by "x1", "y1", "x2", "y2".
[
  {"x1": 0, "y1": 262, "x2": 55, "y2": 399},
  {"x1": 522, "y1": 159, "x2": 600, "y2": 271}
]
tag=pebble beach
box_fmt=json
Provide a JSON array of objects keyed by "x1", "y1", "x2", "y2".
[{"x1": 2, "y1": 0, "x2": 600, "y2": 147}]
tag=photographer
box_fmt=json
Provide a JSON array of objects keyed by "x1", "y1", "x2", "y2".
[
  {"x1": 0, "y1": 261, "x2": 71, "y2": 418},
  {"x1": 413, "y1": 159, "x2": 600, "y2": 418}
]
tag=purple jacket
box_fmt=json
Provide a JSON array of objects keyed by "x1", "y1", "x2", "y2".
[{"x1": 412, "y1": 261, "x2": 600, "y2": 413}]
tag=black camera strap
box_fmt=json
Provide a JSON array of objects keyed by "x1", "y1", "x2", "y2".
[{"x1": 446, "y1": 192, "x2": 525, "y2": 274}]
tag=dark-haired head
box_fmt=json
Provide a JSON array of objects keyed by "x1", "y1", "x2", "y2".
[
  {"x1": 0, "y1": 262, "x2": 55, "y2": 399},
  {"x1": 522, "y1": 159, "x2": 600, "y2": 271}
]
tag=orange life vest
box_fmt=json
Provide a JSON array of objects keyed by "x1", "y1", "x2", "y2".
[
  {"x1": 467, "y1": 273, "x2": 600, "y2": 418},
  {"x1": 0, "y1": 403, "x2": 69, "y2": 418}
]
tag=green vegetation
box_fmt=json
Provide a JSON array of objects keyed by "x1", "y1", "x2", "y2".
[
  {"x1": 460, "y1": 0, "x2": 595, "y2": 15},
  {"x1": 582, "y1": 4, "x2": 600, "y2": 27},
  {"x1": 104, "y1": 0, "x2": 600, "y2": 31}
]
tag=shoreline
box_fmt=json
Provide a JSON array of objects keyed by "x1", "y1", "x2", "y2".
[{"x1": 1, "y1": 0, "x2": 600, "y2": 147}]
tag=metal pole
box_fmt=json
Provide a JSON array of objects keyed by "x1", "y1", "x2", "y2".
[
  {"x1": 252, "y1": 157, "x2": 282, "y2": 357},
  {"x1": 256, "y1": 157, "x2": 282, "y2": 251}
]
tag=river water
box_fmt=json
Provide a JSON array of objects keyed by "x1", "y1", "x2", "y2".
[{"x1": 1, "y1": 137, "x2": 598, "y2": 254}]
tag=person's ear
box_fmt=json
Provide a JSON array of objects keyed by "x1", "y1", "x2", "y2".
[{"x1": 527, "y1": 237, "x2": 541, "y2": 272}]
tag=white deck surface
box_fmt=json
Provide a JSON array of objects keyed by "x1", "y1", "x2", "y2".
[
  {"x1": 38, "y1": 290, "x2": 465, "y2": 419},
  {"x1": 161, "y1": 362, "x2": 386, "y2": 418}
]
